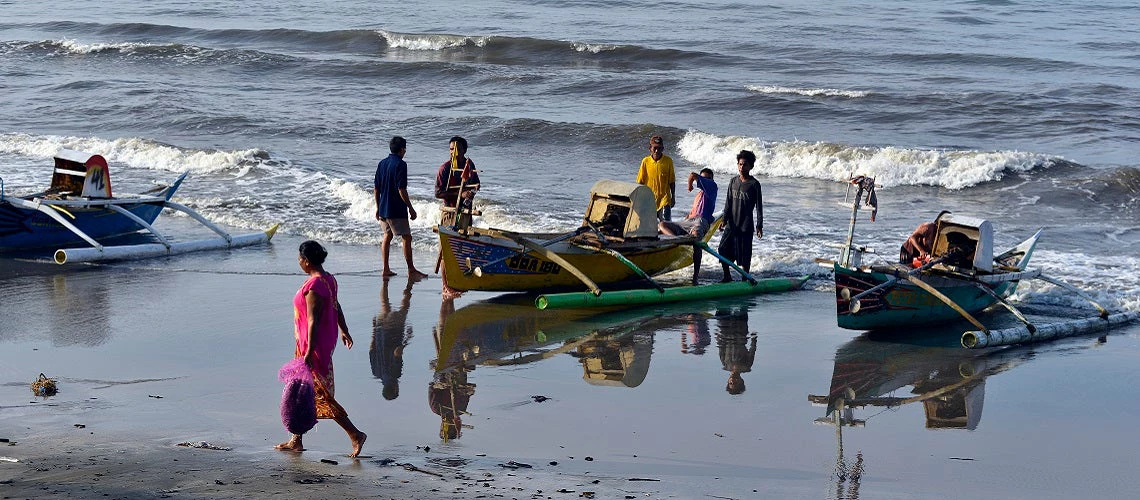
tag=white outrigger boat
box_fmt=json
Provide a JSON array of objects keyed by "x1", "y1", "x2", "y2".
[{"x1": 0, "y1": 149, "x2": 277, "y2": 264}]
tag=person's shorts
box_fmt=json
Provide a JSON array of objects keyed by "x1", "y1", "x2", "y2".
[{"x1": 379, "y1": 217, "x2": 411, "y2": 236}]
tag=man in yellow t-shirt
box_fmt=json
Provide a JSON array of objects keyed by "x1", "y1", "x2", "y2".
[{"x1": 636, "y1": 135, "x2": 676, "y2": 221}]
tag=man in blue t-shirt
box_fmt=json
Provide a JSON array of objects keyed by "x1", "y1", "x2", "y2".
[
  {"x1": 659, "y1": 168, "x2": 718, "y2": 285},
  {"x1": 374, "y1": 136, "x2": 427, "y2": 279}
]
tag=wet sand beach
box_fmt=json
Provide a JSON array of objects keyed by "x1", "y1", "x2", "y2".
[{"x1": 2, "y1": 233, "x2": 1139, "y2": 499}]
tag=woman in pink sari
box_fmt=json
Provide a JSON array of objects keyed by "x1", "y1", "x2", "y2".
[{"x1": 276, "y1": 240, "x2": 367, "y2": 457}]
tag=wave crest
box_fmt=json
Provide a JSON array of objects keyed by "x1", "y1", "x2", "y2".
[
  {"x1": 746, "y1": 85, "x2": 871, "y2": 99},
  {"x1": 676, "y1": 130, "x2": 1058, "y2": 190},
  {"x1": 377, "y1": 30, "x2": 489, "y2": 50}
]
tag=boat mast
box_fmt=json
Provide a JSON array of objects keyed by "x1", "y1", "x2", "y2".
[{"x1": 840, "y1": 180, "x2": 863, "y2": 268}]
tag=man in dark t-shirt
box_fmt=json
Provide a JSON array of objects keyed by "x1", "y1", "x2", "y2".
[
  {"x1": 374, "y1": 136, "x2": 427, "y2": 279},
  {"x1": 718, "y1": 150, "x2": 763, "y2": 282}
]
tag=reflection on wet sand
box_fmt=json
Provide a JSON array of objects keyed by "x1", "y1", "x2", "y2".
[
  {"x1": 808, "y1": 334, "x2": 1037, "y2": 499},
  {"x1": 0, "y1": 265, "x2": 112, "y2": 346},
  {"x1": 429, "y1": 296, "x2": 764, "y2": 438},
  {"x1": 369, "y1": 277, "x2": 416, "y2": 401},
  {"x1": 810, "y1": 335, "x2": 1029, "y2": 430},
  {"x1": 715, "y1": 306, "x2": 755, "y2": 395}
]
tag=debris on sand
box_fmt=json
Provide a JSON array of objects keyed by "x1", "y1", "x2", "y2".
[
  {"x1": 31, "y1": 373, "x2": 58, "y2": 397},
  {"x1": 176, "y1": 441, "x2": 232, "y2": 451}
]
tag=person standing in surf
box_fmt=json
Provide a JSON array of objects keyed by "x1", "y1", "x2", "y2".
[
  {"x1": 636, "y1": 135, "x2": 676, "y2": 221},
  {"x1": 374, "y1": 136, "x2": 427, "y2": 279},
  {"x1": 434, "y1": 136, "x2": 480, "y2": 299},
  {"x1": 276, "y1": 240, "x2": 367, "y2": 458},
  {"x1": 718, "y1": 150, "x2": 763, "y2": 282},
  {"x1": 658, "y1": 168, "x2": 718, "y2": 285}
]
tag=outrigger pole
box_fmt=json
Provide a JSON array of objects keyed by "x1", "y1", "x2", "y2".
[
  {"x1": 7, "y1": 193, "x2": 279, "y2": 264},
  {"x1": 963, "y1": 311, "x2": 1140, "y2": 349}
]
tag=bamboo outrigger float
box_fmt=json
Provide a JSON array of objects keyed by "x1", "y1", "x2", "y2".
[
  {"x1": 0, "y1": 150, "x2": 277, "y2": 264},
  {"x1": 434, "y1": 179, "x2": 805, "y2": 309},
  {"x1": 826, "y1": 175, "x2": 1137, "y2": 348}
]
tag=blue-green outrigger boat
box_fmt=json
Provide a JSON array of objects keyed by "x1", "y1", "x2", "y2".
[{"x1": 827, "y1": 176, "x2": 1133, "y2": 347}]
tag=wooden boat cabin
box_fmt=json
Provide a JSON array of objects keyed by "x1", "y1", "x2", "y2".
[
  {"x1": 930, "y1": 214, "x2": 994, "y2": 273},
  {"x1": 48, "y1": 149, "x2": 113, "y2": 198},
  {"x1": 580, "y1": 180, "x2": 659, "y2": 242}
]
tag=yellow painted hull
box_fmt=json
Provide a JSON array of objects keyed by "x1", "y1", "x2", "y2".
[{"x1": 438, "y1": 226, "x2": 693, "y2": 292}]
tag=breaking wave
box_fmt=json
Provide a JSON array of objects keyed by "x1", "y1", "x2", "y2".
[
  {"x1": 675, "y1": 130, "x2": 1060, "y2": 190},
  {"x1": 746, "y1": 85, "x2": 871, "y2": 99}
]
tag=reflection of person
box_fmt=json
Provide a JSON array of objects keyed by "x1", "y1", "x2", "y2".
[
  {"x1": 434, "y1": 136, "x2": 481, "y2": 298},
  {"x1": 715, "y1": 307, "x2": 756, "y2": 395},
  {"x1": 718, "y1": 150, "x2": 763, "y2": 282},
  {"x1": 900, "y1": 211, "x2": 951, "y2": 266},
  {"x1": 429, "y1": 369, "x2": 475, "y2": 440},
  {"x1": 659, "y1": 169, "x2": 718, "y2": 285},
  {"x1": 370, "y1": 276, "x2": 414, "y2": 401},
  {"x1": 636, "y1": 135, "x2": 676, "y2": 221},
  {"x1": 680, "y1": 312, "x2": 712, "y2": 355},
  {"x1": 276, "y1": 241, "x2": 366, "y2": 457},
  {"x1": 374, "y1": 136, "x2": 427, "y2": 279}
]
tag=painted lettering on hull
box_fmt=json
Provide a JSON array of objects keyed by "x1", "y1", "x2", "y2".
[{"x1": 507, "y1": 255, "x2": 562, "y2": 275}]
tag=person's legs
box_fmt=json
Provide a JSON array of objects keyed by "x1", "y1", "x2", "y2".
[
  {"x1": 380, "y1": 220, "x2": 396, "y2": 277},
  {"x1": 400, "y1": 233, "x2": 428, "y2": 279},
  {"x1": 738, "y1": 237, "x2": 754, "y2": 274},
  {"x1": 691, "y1": 220, "x2": 709, "y2": 285},
  {"x1": 333, "y1": 413, "x2": 367, "y2": 458},
  {"x1": 718, "y1": 232, "x2": 737, "y2": 282},
  {"x1": 313, "y1": 368, "x2": 367, "y2": 457}
]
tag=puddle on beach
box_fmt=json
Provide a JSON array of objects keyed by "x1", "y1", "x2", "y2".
[{"x1": 2, "y1": 240, "x2": 1138, "y2": 498}]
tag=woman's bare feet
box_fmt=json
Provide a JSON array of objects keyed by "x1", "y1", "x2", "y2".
[
  {"x1": 274, "y1": 435, "x2": 304, "y2": 452},
  {"x1": 349, "y1": 431, "x2": 367, "y2": 458},
  {"x1": 382, "y1": 270, "x2": 398, "y2": 277},
  {"x1": 442, "y1": 286, "x2": 465, "y2": 299},
  {"x1": 409, "y1": 269, "x2": 428, "y2": 280}
]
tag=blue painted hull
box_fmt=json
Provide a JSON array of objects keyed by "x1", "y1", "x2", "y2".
[{"x1": 0, "y1": 187, "x2": 177, "y2": 253}]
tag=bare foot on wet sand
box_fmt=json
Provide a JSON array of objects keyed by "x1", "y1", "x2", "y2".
[
  {"x1": 442, "y1": 286, "x2": 465, "y2": 299},
  {"x1": 349, "y1": 432, "x2": 367, "y2": 458},
  {"x1": 408, "y1": 269, "x2": 428, "y2": 280},
  {"x1": 381, "y1": 270, "x2": 398, "y2": 277},
  {"x1": 274, "y1": 437, "x2": 304, "y2": 453}
]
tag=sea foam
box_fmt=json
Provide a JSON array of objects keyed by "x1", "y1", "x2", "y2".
[
  {"x1": 746, "y1": 85, "x2": 871, "y2": 99},
  {"x1": 377, "y1": 30, "x2": 489, "y2": 50},
  {"x1": 676, "y1": 129, "x2": 1058, "y2": 190}
]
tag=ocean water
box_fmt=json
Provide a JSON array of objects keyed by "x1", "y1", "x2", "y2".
[{"x1": 2, "y1": 0, "x2": 1138, "y2": 314}]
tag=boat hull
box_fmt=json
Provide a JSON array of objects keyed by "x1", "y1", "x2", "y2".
[
  {"x1": 438, "y1": 226, "x2": 693, "y2": 292},
  {"x1": 834, "y1": 264, "x2": 1020, "y2": 330},
  {"x1": 0, "y1": 183, "x2": 178, "y2": 253}
]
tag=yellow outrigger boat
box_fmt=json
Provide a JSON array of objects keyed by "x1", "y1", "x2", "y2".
[
  {"x1": 436, "y1": 179, "x2": 807, "y2": 308},
  {"x1": 436, "y1": 180, "x2": 702, "y2": 293}
]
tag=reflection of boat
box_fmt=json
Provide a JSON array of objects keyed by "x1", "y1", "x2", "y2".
[
  {"x1": 0, "y1": 150, "x2": 276, "y2": 263},
  {"x1": 809, "y1": 334, "x2": 1026, "y2": 430},
  {"x1": 436, "y1": 180, "x2": 697, "y2": 293},
  {"x1": 826, "y1": 176, "x2": 1130, "y2": 346},
  {"x1": 433, "y1": 296, "x2": 746, "y2": 382}
]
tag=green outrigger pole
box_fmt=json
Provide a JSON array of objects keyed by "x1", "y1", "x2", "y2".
[
  {"x1": 534, "y1": 239, "x2": 807, "y2": 310},
  {"x1": 535, "y1": 275, "x2": 808, "y2": 310}
]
